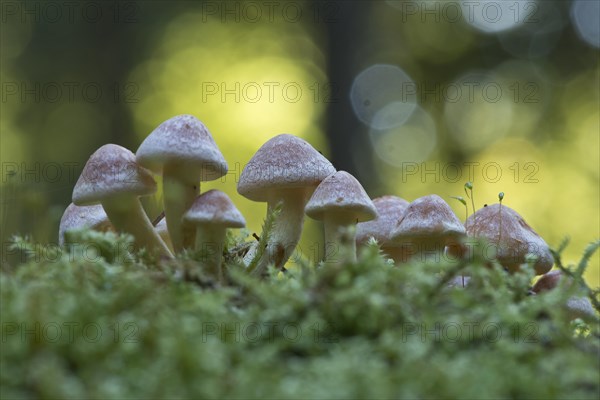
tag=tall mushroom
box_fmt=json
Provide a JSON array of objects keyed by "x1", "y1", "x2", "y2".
[
  {"x1": 183, "y1": 190, "x2": 246, "y2": 281},
  {"x1": 305, "y1": 171, "x2": 377, "y2": 264},
  {"x1": 58, "y1": 203, "x2": 113, "y2": 246},
  {"x1": 72, "y1": 144, "x2": 172, "y2": 257},
  {"x1": 237, "y1": 134, "x2": 335, "y2": 275},
  {"x1": 136, "y1": 115, "x2": 228, "y2": 252},
  {"x1": 356, "y1": 195, "x2": 409, "y2": 262},
  {"x1": 466, "y1": 204, "x2": 553, "y2": 275},
  {"x1": 390, "y1": 194, "x2": 466, "y2": 263}
]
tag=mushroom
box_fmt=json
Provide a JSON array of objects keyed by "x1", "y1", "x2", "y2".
[
  {"x1": 356, "y1": 195, "x2": 409, "y2": 262},
  {"x1": 237, "y1": 134, "x2": 335, "y2": 275},
  {"x1": 183, "y1": 190, "x2": 245, "y2": 281},
  {"x1": 532, "y1": 270, "x2": 595, "y2": 319},
  {"x1": 305, "y1": 171, "x2": 377, "y2": 264},
  {"x1": 72, "y1": 144, "x2": 172, "y2": 258},
  {"x1": 531, "y1": 270, "x2": 562, "y2": 293},
  {"x1": 390, "y1": 194, "x2": 466, "y2": 263},
  {"x1": 136, "y1": 115, "x2": 228, "y2": 252},
  {"x1": 58, "y1": 203, "x2": 113, "y2": 246},
  {"x1": 466, "y1": 204, "x2": 553, "y2": 275}
]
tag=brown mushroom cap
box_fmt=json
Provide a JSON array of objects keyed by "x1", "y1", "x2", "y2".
[
  {"x1": 532, "y1": 270, "x2": 563, "y2": 293},
  {"x1": 183, "y1": 190, "x2": 246, "y2": 228},
  {"x1": 356, "y1": 196, "x2": 409, "y2": 245},
  {"x1": 59, "y1": 203, "x2": 112, "y2": 245},
  {"x1": 391, "y1": 194, "x2": 465, "y2": 241},
  {"x1": 237, "y1": 134, "x2": 336, "y2": 202},
  {"x1": 136, "y1": 115, "x2": 228, "y2": 181},
  {"x1": 73, "y1": 144, "x2": 156, "y2": 205},
  {"x1": 305, "y1": 171, "x2": 377, "y2": 222},
  {"x1": 466, "y1": 203, "x2": 553, "y2": 275}
]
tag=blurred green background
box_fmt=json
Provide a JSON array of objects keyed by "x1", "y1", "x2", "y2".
[{"x1": 1, "y1": 0, "x2": 598, "y2": 285}]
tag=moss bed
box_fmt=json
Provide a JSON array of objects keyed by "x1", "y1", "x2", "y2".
[{"x1": 1, "y1": 231, "x2": 599, "y2": 399}]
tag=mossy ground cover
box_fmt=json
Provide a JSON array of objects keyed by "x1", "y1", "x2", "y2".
[{"x1": 1, "y1": 231, "x2": 599, "y2": 399}]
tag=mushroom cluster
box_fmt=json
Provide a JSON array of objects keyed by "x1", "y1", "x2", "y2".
[{"x1": 60, "y1": 116, "x2": 557, "y2": 287}]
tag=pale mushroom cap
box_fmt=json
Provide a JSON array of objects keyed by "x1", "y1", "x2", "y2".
[
  {"x1": 356, "y1": 196, "x2": 409, "y2": 244},
  {"x1": 565, "y1": 297, "x2": 596, "y2": 319},
  {"x1": 183, "y1": 190, "x2": 246, "y2": 228},
  {"x1": 237, "y1": 134, "x2": 336, "y2": 202},
  {"x1": 305, "y1": 171, "x2": 377, "y2": 222},
  {"x1": 136, "y1": 115, "x2": 228, "y2": 181},
  {"x1": 391, "y1": 194, "x2": 466, "y2": 240},
  {"x1": 73, "y1": 144, "x2": 156, "y2": 206},
  {"x1": 58, "y1": 203, "x2": 112, "y2": 245},
  {"x1": 466, "y1": 203, "x2": 553, "y2": 274}
]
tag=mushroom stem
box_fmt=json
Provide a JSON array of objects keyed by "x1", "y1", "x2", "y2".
[
  {"x1": 162, "y1": 164, "x2": 199, "y2": 252},
  {"x1": 194, "y1": 225, "x2": 226, "y2": 282},
  {"x1": 252, "y1": 189, "x2": 307, "y2": 275},
  {"x1": 323, "y1": 214, "x2": 357, "y2": 265},
  {"x1": 102, "y1": 197, "x2": 173, "y2": 258}
]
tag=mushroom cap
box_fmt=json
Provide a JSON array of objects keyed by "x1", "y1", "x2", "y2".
[
  {"x1": 237, "y1": 134, "x2": 336, "y2": 202},
  {"x1": 356, "y1": 196, "x2": 409, "y2": 244},
  {"x1": 73, "y1": 144, "x2": 156, "y2": 206},
  {"x1": 183, "y1": 190, "x2": 246, "y2": 228},
  {"x1": 391, "y1": 194, "x2": 466, "y2": 241},
  {"x1": 58, "y1": 203, "x2": 112, "y2": 245},
  {"x1": 532, "y1": 270, "x2": 563, "y2": 293},
  {"x1": 565, "y1": 297, "x2": 596, "y2": 319},
  {"x1": 136, "y1": 115, "x2": 228, "y2": 182},
  {"x1": 305, "y1": 171, "x2": 377, "y2": 222},
  {"x1": 466, "y1": 203, "x2": 553, "y2": 275}
]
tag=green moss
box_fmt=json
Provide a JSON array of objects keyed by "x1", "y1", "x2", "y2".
[{"x1": 1, "y1": 232, "x2": 599, "y2": 399}]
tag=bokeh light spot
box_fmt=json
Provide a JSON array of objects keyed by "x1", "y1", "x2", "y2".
[
  {"x1": 351, "y1": 64, "x2": 417, "y2": 129},
  {"x1": 571, "y1": 0, "x2": 600, "y2": 48},
  {"x1": 370, "y1": 106, "x2": 437, "y2": 166},
  {"x1": 461, "y1": 0, "x2": 536, "y2": 33}
]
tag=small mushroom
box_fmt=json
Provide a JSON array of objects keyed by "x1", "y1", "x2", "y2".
[
  {"x1": 183, "y1": 190, "x2": 245, "y2": 281},
  {"x1": 237, "y1": 134, "x2": 335, "y2": 275},
  {"x1": 305, "y1": 171, "x2": 377, "y2": 264},
  {"x1": 466, "y1": 204, "x2": 553, "y2": 275},
  {"x1": 531, "y1": 270, "x2": 562, "y2": 293},
  {"x1": 72, "y1": 144, "x2": 172, "y2": 258},
  {"x1": 58, "y1": 203, "x2": 113, "y2": 246},
  {"x1": 136, "y1": 115, "x2": 228, "y2": 252},
  {"x1": 532, "y1": 270, "x2": 595, "y2": 319},
  {"x1": 356, "y1": 195, "x2": 409, "y2": 262},
  {"x1": 391, "y1": 194, "x2": 466, "y2": 263}
]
